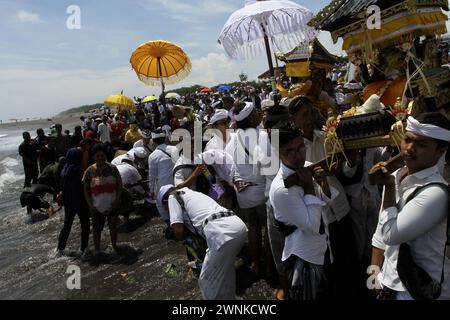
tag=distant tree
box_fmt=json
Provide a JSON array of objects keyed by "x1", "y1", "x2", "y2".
[{"x1": 239, "y1": 72, "x2": 248, "y2": 83}]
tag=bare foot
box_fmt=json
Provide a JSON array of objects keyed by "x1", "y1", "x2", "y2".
[
  {"x1": 275, "y1": 289, "x2": 286, "y2": 300},
  {"x1": 47, "y1": 206, "x2": 54, "y2": 218}
]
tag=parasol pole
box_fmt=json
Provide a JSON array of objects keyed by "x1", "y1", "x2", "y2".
[
  {"x1": 157, "y1": 57, "x2": 167, "y2": 111},
  {"x1": 261, "y1": 22, "x2": 278, "y2": 105},
  {"x1": 261, "y1": 23, "x2": 275, "y2": 82}
]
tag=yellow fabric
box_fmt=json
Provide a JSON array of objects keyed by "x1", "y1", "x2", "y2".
[
  {"x1": 125, "y1": 125, "x2": 142, "y2": 144},
  {"x1": 286, "y1": 61, "x2": 333, "y2": 77},
  {"x1": 142, "y1": 95, "x2": 157, "y2": 103},
  {"x1": 130, "y1": 40, "x2": 191, "y2": 86},
  {"x1": 343, "y1": 12, "x2": 448, "y2": 53},
  {"x1": 104, "y1": 94, "x2": 135, "y2": 110}
]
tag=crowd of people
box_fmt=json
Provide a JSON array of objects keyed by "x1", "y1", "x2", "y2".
[{"x1": 17, "y1": 74, "x2": 450, "y2": 300}]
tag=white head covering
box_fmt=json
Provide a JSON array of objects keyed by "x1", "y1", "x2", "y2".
[
  {"x1": 406, "y1": 116, "x2": 450, "y2": 142},
  {"x1": 234, "y1": 102, "x2": 254, "y2": 122},
  {"x1": 133, "y1": 147, "x2": 147, "y2": 159},
  {"x1": 212, "y1": 100, "x2": 223, "y2": 109},
  {"x1": 157, "y1": 184, "x2": 175, "y2": 206},
  {"x1": 152, "y1": 131, "x2": 166, "y2": 139},
  {"x1": 209, "y1": 109, "x2": 228, "y2": 125},
  {"x1": 141, "y1": 130, "x2": 152, "y2": 139}
]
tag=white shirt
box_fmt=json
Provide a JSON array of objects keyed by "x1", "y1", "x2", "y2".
[
  {"x1": 111, "y1": 153, "x2": 134, "y2": 166},
  {"x1": 116, "y1": 163, "x2": 145, "y2": 196},
  {"x1": 372, "y1": 164, "x2": 450, "y2": 298},
  {"x1": 304, "y1": 130, "x2": 350, "y2": 223},
  {"x1": 173, "y1": 156, "x2": 197, "y2": 190},
  {"x1": 205, "y1": 135, "x2": 228, "y2": 152},
  {"x1": 169, "y1": 188, "x2": 247, "y2": 251},
  {"x1": 133, "y1": 139, "x2": 155, "y2": 155},
  {"x1": 97, "y1": 122, "x2": 111, "y2": 143},
  {"x1": 225, "y1": 128, "x2": 266, "y2": 208},
  {"x1": 269, "y1": 162, "x2": 339, "y2": 265},
  {"x1": 148, "y1": 144, "x2": 179, "y2": 194}
]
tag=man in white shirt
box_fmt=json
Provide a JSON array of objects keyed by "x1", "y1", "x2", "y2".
[
  {"x1": 269, "y1": 125, "x2": 338, "y2": 300},
  {"x1": 148, "y1": 129, "x2": 179, "y2": 223},
  {"x1": 111, "y1": 147, "x2": 146, "y2": 171},
  {"x1": 97, "y1": 116, "x2": 111, "y2": 143},
  {"x1": 371, "y1": 112, "x2": 450, "y2": 300},
  {"x1": 157, "y1": 185, "x2": 247, "y2": 300},
  {"x1": 288, "y1": 95, "x2": 356, "y2": 296},
  {"x1": 225, "y1": 101, "x2": 269, "y2": 277},
  {"x1": 116, "y1": 160, "x2": 146, "y2": 226},
  {"x1": 205, "y1": 109, "x2": 230, "y2": 152},
  {"x1": 133, "y1": 130, "x2": 154, "y2": 156}
]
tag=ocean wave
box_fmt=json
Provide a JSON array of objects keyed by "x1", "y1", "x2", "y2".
[
  {"x1": 0, "y1": 134, "x2": 7, "y2": 138},
  {"x1": 0, "y1": 157, "x2": 20, "y2": 168},
  {"x1": 0, "y1": 169, "x2": 24, "y2": 193}
]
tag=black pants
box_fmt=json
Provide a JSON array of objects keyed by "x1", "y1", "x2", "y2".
[
  {"x1": 58, "y1": 207, "x2": 90, "y2": 252},
  {"x1": 23, "y1": 162, "x2": 38, "y2": 188},
  {"x1": 328, "y1": 214, "x2": 360, "y2": 298}
]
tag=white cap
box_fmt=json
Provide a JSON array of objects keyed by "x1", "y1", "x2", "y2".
[{"x1": 209, "y1": 109, "x2": 228, "y2": 125}]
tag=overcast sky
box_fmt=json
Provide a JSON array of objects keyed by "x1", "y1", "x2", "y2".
[{"x1": 0, "y1": 0, "x2": 448, "y2": 121}]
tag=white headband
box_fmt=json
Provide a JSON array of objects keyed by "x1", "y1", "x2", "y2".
[
  {"x1": 152, "y1": 132, "x2": 166, "y2": 139},
  {"x1": 406, "y1": 116, "x2": 450, "y2": 142},
  {"x1": 234, "y1": 102, "x2": 255, "y2": 122}
]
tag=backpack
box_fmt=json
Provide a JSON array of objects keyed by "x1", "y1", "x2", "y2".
[
  {"x1": 405, "y1": 183, "x2": 450, "y2": 259},
  {"x1": 396, "y1": 182, "x2": 450, "y2": 300}
]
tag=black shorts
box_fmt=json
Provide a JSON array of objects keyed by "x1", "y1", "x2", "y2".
[{"x1": 20, "y1": 192, "x2": 49, "y2": 210}]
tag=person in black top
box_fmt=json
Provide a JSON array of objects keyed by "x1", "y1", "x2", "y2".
[
  {"x1": 57, "y1": 148, "x2": 90, "y2": 257},
  {"x1": 35, "y1": 128, "x2": 48, "y2": 149},
  {"x1": 48, "y1": 124, "x2": 69, "y2": 159},
  {"x1": 34, "y1": 128, "x2": 54, "y2": 173},
  {"x1": 38, "y1": 156, "x2": 66, "y2": 195},
  {"x1": 70, "y1": 125, "x2": 83, "y2": 148},
  {"x1": 18, "y1": 132, "x2": 39, "y2": 188}
]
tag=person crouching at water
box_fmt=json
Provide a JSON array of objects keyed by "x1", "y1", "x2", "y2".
[
  {"x1": 83, "y1": 143, "x2": 122, "y2": 259},
  {"x1": 56, "y1": 148, "x2": 90, "y2": 259},
  {"x1": 20, "y1": 183, "x2": 55, "y2": 217},
  {"x1": 158, "y1": 185, "x2": 247, "y2": 300}
]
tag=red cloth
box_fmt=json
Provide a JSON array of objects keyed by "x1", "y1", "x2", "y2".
[{"x1": 111, "y1": 121, "x2": 126, "y2": 138}]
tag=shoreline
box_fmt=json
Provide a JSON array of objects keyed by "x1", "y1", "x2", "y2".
[{"x1": 0, "y1": 115, "x2": 82, "y2": 131}]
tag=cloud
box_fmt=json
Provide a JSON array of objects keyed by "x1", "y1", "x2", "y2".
[
  {"x1": 0, "y1": 51, "x2": 266, "y2": 120},
  {"x1": 16, "y1": 10, "x2": 42, "y2": 24},
  {"x1": 141, "y1": 0, "x2": 238, "y2": 22}
]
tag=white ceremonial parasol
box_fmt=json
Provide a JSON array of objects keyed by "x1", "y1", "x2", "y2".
[{"x1": 218, "y1": 0, "x2": 318, "y2": 87}]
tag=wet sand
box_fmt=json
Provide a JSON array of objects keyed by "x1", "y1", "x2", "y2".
[{"x1": 0, "y1": 208, "x2": 275, "y2": 300}]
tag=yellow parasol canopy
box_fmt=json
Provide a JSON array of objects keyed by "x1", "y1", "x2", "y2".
[
  {"x1": 130, "y1": 40, "x2": 192, "y2": 86},
  {"x1": 104, "y1": 93, "x2": 135, "y2": 111},
  {"x1": 142, "y1": 95, "x2": 158, "y2": 103}
]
